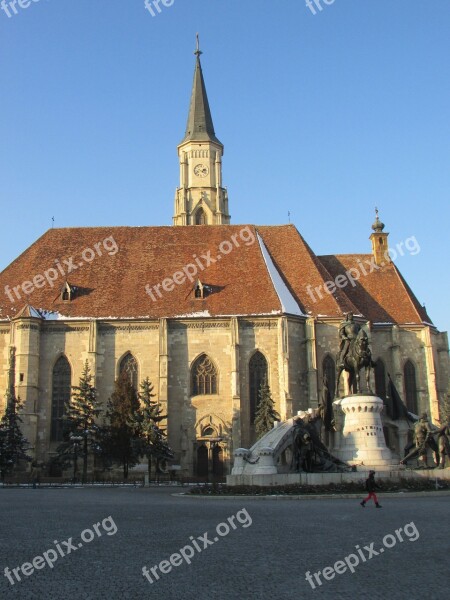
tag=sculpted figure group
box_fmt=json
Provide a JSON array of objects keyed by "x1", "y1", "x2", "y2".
[
  {"x1": 290, "y1": 414, "x2": 351, "y2": 473},
  {"x1": 290, "y1": 313, "x2": 449, "y2": 472},
  {"x1": 401, "y1": 413, "x2": 450, "y2": 469}
]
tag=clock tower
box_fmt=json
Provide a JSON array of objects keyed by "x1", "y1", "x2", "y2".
[{"x1": 173, "y1": 37, "x2": 230, "y2": 226}]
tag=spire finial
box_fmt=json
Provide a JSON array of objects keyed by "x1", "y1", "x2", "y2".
[
  {"x1": 195, "y1": 33, "x2": 202, "y2": 58},
  {"x1": 372, "y1": 206, "x2": 385, "y2": 232}
]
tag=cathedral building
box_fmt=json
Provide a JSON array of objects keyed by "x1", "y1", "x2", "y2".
[{"x1": 0, "y1": 44, "x2": 449, "y2": 478}]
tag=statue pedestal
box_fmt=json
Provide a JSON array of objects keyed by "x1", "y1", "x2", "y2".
[{"x1": 334, "y1": 394, "x2": 396, "y2": 468}]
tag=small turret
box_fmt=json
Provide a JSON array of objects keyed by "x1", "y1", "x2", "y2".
[{"x1": 370, "y1": 208, "x2": 390, "y2": 266}]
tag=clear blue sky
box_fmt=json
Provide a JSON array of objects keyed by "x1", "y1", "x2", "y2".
[{"x1": 1, "y1": 1, "x2": 449, "y2": 333}]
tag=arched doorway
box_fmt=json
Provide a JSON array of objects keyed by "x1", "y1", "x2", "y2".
[
  {"x1": 212, "y1": 445, "x2": 223, "y2": 477},
  {"x1": 197, "y1": 444, "x2": 208, "y2": 477},
  {"x1": 194, "y1": 417, "x2": 227, "y2": 480}
]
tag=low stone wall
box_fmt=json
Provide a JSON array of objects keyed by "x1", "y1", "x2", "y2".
[{"x1": 227, "y1": 468, "x2": 450, "y2": 487}]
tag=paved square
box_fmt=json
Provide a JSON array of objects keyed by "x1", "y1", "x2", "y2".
[{"x1": 0, "y1": 488, "x2": 447, "y2": 599}]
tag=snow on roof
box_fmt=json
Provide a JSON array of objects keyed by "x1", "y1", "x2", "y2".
[
  {"x1": 257, "y1": 233, "x2": 304, "y2": 317},
  {"x1": 173, "y1": 310, "x2": 211, "y2": 318}
]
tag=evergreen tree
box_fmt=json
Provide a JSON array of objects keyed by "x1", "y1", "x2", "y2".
[
  {"x1": 55, "y1": 360, "x2": 102, "y2": 483},
  {"x1": 104, "y1": 371, "x2": 140, "y2": 479},
  {"x1": 134, "y1": 378, "x2": 173, "y2": 478},
  {"x1": 0, "y1": 393, "x2": 32, "y2": 482},
  {"x1": 254, "y1": 378, "x2": 280, "y2": 439}
]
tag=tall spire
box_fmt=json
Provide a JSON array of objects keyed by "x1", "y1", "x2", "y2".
[
  {"x1": 181, "y1": 35, "x2": 222, "y2": 146},
  {"x1": 173, "y1": 37, "x2": 230, "y2": 226}
]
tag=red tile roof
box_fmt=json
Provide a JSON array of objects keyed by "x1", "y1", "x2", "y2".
[
  {"x1": 0, "y1": 226, "x2": 284, "y2": 319},
  {"x1": 0, "y1": 225, "x2": 433, "y2": 326},
  {"x1": 318, "y1": 254, "x2": 432, "y2": 325},
  {"x1": 257, "y1": 226, "x2": 357, "y2": 317}
]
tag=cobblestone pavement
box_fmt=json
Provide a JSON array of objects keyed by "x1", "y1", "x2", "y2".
[{"x1": 0, "y1": 488, "x2": 447, "y2": 600}]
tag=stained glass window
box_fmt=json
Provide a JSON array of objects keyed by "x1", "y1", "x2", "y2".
[
  {"x1": 404, "y1": 360, "x2": 418, "y2": 414},
  {"x1": 249, "y1": 351, "x2": 268, "y2": 423},
  {"x1": 51, "y1": 356, "x2": 71, "y2": 442},
  {"x1": 120, "y1": 353, "x2": 138, "y2": 390},
  {"x1": 192, "y1": 355, "x2": 217, "y2": 395},
  {"x1": 322, "y1": 355, "x2": 336, "y2": 400}
]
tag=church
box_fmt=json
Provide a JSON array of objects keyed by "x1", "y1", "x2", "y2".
[{"x1": 0, "y1": 42, "x2": 449, "y2": 479}]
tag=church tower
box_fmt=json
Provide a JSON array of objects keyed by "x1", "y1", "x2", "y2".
[{"x1": 173, "y1": 37, "x2": 230, "y2": 226}]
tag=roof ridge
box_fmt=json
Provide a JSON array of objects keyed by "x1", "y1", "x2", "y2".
[{"x1": 256, "y1": 233, "x2": 303, "y2": 316}]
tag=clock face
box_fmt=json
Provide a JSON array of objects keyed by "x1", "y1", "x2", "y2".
[{"x1": 194, "y1": 164, "x2": 209, "y2": 178}]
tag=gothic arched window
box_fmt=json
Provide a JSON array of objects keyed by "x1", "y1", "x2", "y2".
[
  {"x1": 202, "y1": 426, "x2": 216, "y2": 437},
  {"x1": 374, "y1": 359, "x2": 387, "y2": 401},
  {"x1": 404, "y1": 360, "x2": 418, "y2": 414},
  {"x1": 192, "y1": 354, "x2": 218, "y2": 395},
  {"x1": 120, "y1": 353, "x2": 138, "y2": 390},
  {"x1": 322, "y1": 355, "x2": 336, "y2": 400},
  {"x1": 249, "y1": 351, "x2": 268, "y2": 423},
  {"x1": 51, "y1": 356, "x2": 71, "y2": 442},
  {"x1": 195, "y1": 208, "x2": 207, "y2": 225}
]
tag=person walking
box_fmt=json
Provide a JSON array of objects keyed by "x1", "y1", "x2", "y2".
[{"x1": 360, "y1": 470, "x2": 382, "y2": 508}]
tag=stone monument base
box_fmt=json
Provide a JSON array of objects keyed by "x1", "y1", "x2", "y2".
[
  {"x1": 333, "y1": 394, "x2": 397, "y2": 468},
  {"x1": 227, "y1": 467, "x2": 450, "y2": 487}
]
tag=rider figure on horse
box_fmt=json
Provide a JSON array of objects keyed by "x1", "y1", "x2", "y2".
[
  {"x1": 335, "y1": 313, "x2": 374, "y2": 397},
  {"x1": 338, "y1": 312, "x2": 361, "y2": 368}
]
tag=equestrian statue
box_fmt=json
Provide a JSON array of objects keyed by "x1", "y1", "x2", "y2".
[{"x1": 335, "y1": 312, "x2": 375, "y2": 398}]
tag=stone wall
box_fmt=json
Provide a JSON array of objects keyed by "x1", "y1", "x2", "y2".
[{"x1": 0, "y1": 314, "x2": 448, "y2": 478}]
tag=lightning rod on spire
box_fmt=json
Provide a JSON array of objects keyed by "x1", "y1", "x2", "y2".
[{"x1": 195, "y1": 33, "x2": 202, "y2": 57}]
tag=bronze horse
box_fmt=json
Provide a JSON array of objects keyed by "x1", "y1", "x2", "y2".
[{"x1": 335, "y1": 329, "x2": 375, "y2": 397}]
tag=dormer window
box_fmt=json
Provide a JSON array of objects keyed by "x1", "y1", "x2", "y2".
[
  {"x1": 194, "y1": 280, "x2": 204, "y2": 299},
  {"x1": 193, "y1": 279, "x2": 211, "y2": 300},
  {"x1": 61, "y1": 281, "x2": 75, "y2": 302}
]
